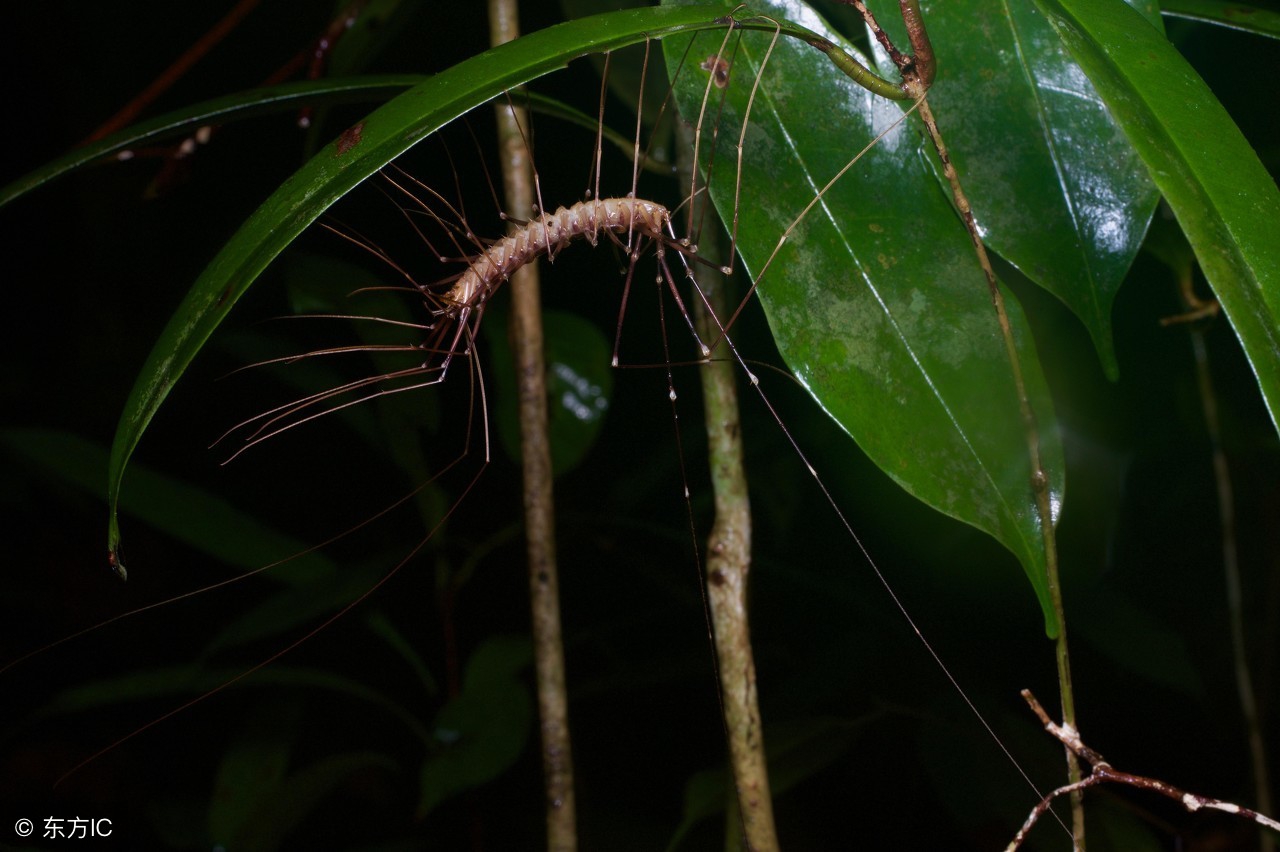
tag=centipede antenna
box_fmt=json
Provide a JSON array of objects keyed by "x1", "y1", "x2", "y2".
[
  {"x1": 231, "y1": 361, "x2": 442, "y2": 438},
  {"x1": 211, "y1": 370, "x2": 397, "y2": 449},
  {"x1": 225, "y1": 343, "x2": 426, "y2": 379},
  {"x1": 223, "y1": 368, "x2": 452, "y2": 463},
  {"x1": 213, "y1": 311, "x2": 473, "y2": 448},
  {"x1": 382, "y1": 168, "x2": 484, "y2": 263},
  {"x1": 269, "y1": 313, "x2": 433, "y2": 332},
  {"x1": 320, "y1": 219, "x2": 421, "y2": 287}
]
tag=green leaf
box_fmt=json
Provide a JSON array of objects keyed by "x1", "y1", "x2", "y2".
[
  {"x1": 225, "y1": 751, "x2": 397, "y2": 850},
  {"x1": 667, "y1": 0, "x2": 1065, "y2": 634},
  {"x1": 0, "y1": 77, "x2": 426, "y2": 207},
  {"x1": 1160, "y1": 0, "x2": 1280, "y2": 38},
  {"x1": 365, "y1": 610, "x2": 440, "y2": 696},
  {"x1": 324, "y1": 0, "x2": 423, "y2": 77},
  {"x1": 486, "y1": 307, "x2": 614, "y2": 475},
  {"x1": 415, "y1": 636, "x2": 532, "y2": 818},
  {"x1": 871, "y1": 1, "x2": 1162, "y2": 376},
  {"x1": 209, "y1": 700, "x2": 301, "y2": 846},
  {"x1": 1033, "y1": 0, "x2": 1280, "y2": 435}
]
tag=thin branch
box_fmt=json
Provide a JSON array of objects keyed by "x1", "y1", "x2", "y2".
[
  {"x1": 487, "y1": 1, "x2": 576, "y2": 850},
  {"x1": 677, "y1": 121, "x2": 779, "y2": 852},
  {"x1": 843, "y1": 0, "x2": 1085, "y2": 844},
  {"x1": 1008, "y1": 690, "x2": 1280, "y2": 850},
  {"x1": 912, "y1": 85, "x2": 1086, "y2": 852},
  {"x1": 1168, "y1": 269, "x2": 1274, "y2": 852}
]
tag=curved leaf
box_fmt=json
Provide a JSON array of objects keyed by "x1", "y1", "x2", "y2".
[
  {"x1": 667, "y1": 0, "x2": 1064, "y2": 633},
  {"x1": 869, "y1": 1, "x2": 1162, "y2": 377},
  {"x1": 223, "y1": 751, "x2": 396, "y2": 850},
  {"x1": 0, "y1": 76, "x2": 425, "y2": 207},
  {"x1": 1034, "y1": 0, "x2": 1280, "y2": 434},
  {"x1": 1160, "y1": 0, "x2": 1280, "y2": 38},
  {"x1": 101, "y1": 6, "x2": 777, "y2": 570},
  {"x1": 416, "y1": 636, "x2": 532, "y2": 818}
]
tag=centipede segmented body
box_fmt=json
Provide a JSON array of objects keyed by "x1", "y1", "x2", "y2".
[
  {"x1": 428, "y1": 194, "x2": 707, "y2": 373},
  {"x1": 446, "y1": 196, "x2": 672, "y2": 309}
]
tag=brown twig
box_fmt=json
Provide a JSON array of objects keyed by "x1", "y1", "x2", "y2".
[
  {"x1": 847, "y1": 0, "x2": 934, "y2": 90},
  {"x1": 83, "y1": 0, "x2": 264, "y2": 143},
  {"x1": 487, "y1": 1, "x2": 576, "y2": 850},
  {"x1": 911, "y1": 89, "x2": 1086, "y2": 848},
  {"x1": 844, "y1": 1, "x2": 1086, "y2": 845},
  {"x1": 1008, "y1": 690, "x2": 1280, "y2": 850}
]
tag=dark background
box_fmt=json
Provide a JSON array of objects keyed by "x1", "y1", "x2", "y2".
[{"x1": 1, "y1": 2, "x2": 1278, "y2": 849}]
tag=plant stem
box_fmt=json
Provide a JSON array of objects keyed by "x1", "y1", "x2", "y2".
[
  {"x1": 847, "y1": 3, "x2": 1083, "y2": 842},
  {"x1": 487, "y1": 2, "x2": 576, "y2": 850},
  {"x1": 676, "y1": 122, "x2": 778, "y2": 852},
  {"x1": 913, "y1": 92, "x2": 1083, "y2": 849},
  {"x1": 1172, "y1": 275, "x2": 1274, "y2": 852},
  {"x1": 844, "y1": 3, "x2": 1082, "y2": 843}
]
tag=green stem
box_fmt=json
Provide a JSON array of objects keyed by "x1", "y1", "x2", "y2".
[
  {"x1": 676, "y1": 122, "x2": 778, "y2": 852},
  {"x1": 487, "y1": 2, "x2": 576, "y2": 850}
]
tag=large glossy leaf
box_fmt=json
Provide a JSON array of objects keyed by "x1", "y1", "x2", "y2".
[
  {"x1": 666, "y1": 0, "x2": 1064, "y2": 634},
  {"x1": 1034, "y1": 0, "x2": 1280, "y2": 434},
  {"x1": 866, "y1": 0, "x2": 1162, "y2": 376},
  {"x1": 98, "y1": 6, "x2": 791, "y2": 570}
]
